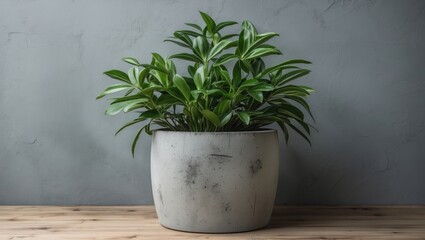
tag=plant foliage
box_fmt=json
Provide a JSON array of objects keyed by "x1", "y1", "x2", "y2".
[{"x1": 97, "y1": 12, "x2": 315, "y2": 156}]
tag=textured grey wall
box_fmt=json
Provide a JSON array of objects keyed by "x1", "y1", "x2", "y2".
[{"x1": 0, "y1": 0, "x2": 424, "y2": 205}]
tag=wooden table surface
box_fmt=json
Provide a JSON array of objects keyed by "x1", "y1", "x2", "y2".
[{"x1": 0, "y1": 206, "x2": 424, "y2": 239}]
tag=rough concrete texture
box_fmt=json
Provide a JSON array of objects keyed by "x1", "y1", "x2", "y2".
[
  {"x1": 150, "y1": 130, "x2": 279, "y2": 232},
  {"x1": 0, "y1": 0, "x2": 424, "y2": 204}
]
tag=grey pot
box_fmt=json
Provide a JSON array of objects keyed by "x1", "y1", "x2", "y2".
[{"x1": 150, "y1": 130, "x2": 279, "y2": 233}]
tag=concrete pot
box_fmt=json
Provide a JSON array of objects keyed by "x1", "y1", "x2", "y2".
[{"x1": 150, "y1": 130, "x2": 279, "y2": 233}]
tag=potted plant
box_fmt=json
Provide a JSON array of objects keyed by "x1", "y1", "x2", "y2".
[{"x1": 97, "y1": 12, "x2": 314, "y2": 233}]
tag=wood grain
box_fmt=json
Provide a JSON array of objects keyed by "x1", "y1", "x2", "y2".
[{"x1": 0, "y1": 206, "x2": 424, "y2": 239}]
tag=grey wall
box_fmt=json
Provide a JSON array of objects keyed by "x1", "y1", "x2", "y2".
[{"x1": 1, "y1": 0, "x2": 424, "y2": 205}]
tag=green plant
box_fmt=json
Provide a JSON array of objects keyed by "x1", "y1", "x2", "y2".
[{"x1": 97, "y1": 12, "x2": 315, "y2": 156}]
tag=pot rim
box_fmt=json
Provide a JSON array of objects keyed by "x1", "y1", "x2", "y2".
[{"x1": 152, "y1": 128, "x2": 277, "y2": 134}]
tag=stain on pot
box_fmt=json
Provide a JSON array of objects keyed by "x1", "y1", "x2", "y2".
[
  {"x1": 252, "y1": 193, "x2": 257, "y2": 216},
  {"x1": 157, "y1": 185, "x2": 164, "y2": 206},
  {"x1": 223, "y1": 202, "x2": 232, "y2": 213},
  {"x1": 185, "y1": 162, "x2": 200, "y2": 185},
  {"x1": 210, "y1": 154, "x2": 232, "y2": 158},
  {"x1": 249, "y1": 159, "x2": 263, "y2": 175},
  {"x1": 211, "y1": 182, "x2": 221, "y2": 193},
  {"x1": 209, "y1": 154, "x2": 232, "y2": 164}
]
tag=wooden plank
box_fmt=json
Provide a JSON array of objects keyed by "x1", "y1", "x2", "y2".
[{"x1": 0, "y1": 206, "x2": 424, "y2": 239}]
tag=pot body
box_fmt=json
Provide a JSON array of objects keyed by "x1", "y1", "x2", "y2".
[{"x1": 150, "y1": 130, "x2": 279, "y2": 233}]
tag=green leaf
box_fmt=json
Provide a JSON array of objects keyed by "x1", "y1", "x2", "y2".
[
  {"x1": 132, "y1": 126, "x2": 146, "y2": 157},
  {"x1": 173, "y1": 32, "x2": 192, "y2": 46},
  {"x1": 251, "y1": 58, "x2": 265, "y2": 76},
  {"x1": 111, "y1": 94, "x2": 148, "y2": 104},
  {"x1": 277, "y1": 69, "x2": 311, "y2": 86},
  {"x1": 201, "y1": 110, "x2": 221, "y2": 127},
  {"x1": 122, "y1": 99, "x2": 148, "y2": 112},
  {"x1": 295, "y1": 120, "x2": 311, "y2": 135},
  {"x1": 173, "y1": 74, "x2": 192, "y2": 101},
  {"x1": 239, "y1": 79, "x2": 259, "y2": 89},
  {"x1": 164, "y1": 38, "x2": 191, "y2": 49},
  {"x1": 141, "y1": 84, "x2": 163, "y2": 96},
  {"x1": 251, "y1": 83, "x2": 274, "y2": 92},
  {"x1": 128, "y1": 67, "x2": 139, "y2": 85},
  {"x1": 115, "y1": 117, "x2": 146, "y2": 136},
  {"x1": 169, "y1": 53, "x2": 202, "y2": 63},
  {"x1": 239, "y1": 60, "x2": 252, "y2": 73},
  {"x1": 212, "y1": 33, "x2": 221, "y2": 45},
  {"x1": 207, "y1": 40, "x2": 232, "y2": 61},
  {"x1": 214, "y1": 99, "x2": 231, "y2": 116},
  {"x1": 219, "y1": 69, "x2": 232, "y2": 87},
  {"x1": 285, "y1": 95, "x2": 314, "y2": 121},
  {"x1": 243, "y1": 47, "x2": 281, "y2": 60},
  {"x1": 166, "y1": 87, "x2": 186, "y2": 102},
  {"x1": 193, "y1": 36, "x2": 209, "y2": 61},
  {"x1": 124, "y1": 88, "x2": 134, "y2": 96},
  {"x1": 277, "y1": 121, "x2": 289, "y2": 143},
  {"x1": 241, "y1": 110, "x2": 264, "y2": 116},
  {"x1": 185, "y1": 23, "x2": 203, "y2": 32},
  {"x1": 273, "y1": 85, "x2": 310, "y2": 97},
  {"x1": 221, "y1": 34, "x2": 239, "y2": 40},
  {"x1": 190, "y1": 89, "x2": 202, "y2": 99},
  {"x1": 277, "y1": 104, "x2": 306, "y2": 124},
  {"x1": 176, "y1": 30, "x2": 201, "y2": 37},
  {"x1": 96, "y1": 84, "x2": 132, "y2": 99},
  {"x1": 205, "y1": 89, "x2": 225, "y2": 96},
  {"x1": 152, "y1": 53, "x2": 166, "y2": 67},
  {"x1": 105, "y1": 102, "x2": 127, "y2": 115},
  {"x1": 299, "y1": 85, "x2": 315, "y2": 93},
  {"x1": 188, "y1": 65, "x2": 196, "y2": 77},
  {"x1": 238, "y1": 29, "x2": 248, "y2": 54},
  {"x1": 193, "y1": 66, "x2": 205, "y2": 90},
  {"x1": 144, "y1": 123, "x2": 152, "y2": 135},
  {"x1": 122, "y1": 57, "x2": 140, "y2": 66},
  {"x1": 151, "y1": 70, "x2": 168, "y2": 87},
  {"x1": 214, "y1": 53, "x2": 238, "y2": 66},
  {"x1": 287, "y1": 122, "x2": 311, "y2": 145},
  {"x1": 156, "y1": 94, "x2": 182, "y2": 105},
  {"x1": 232, "y1": 61, "x2": 242, "y2": 88},
  {"x1": 237, "y1": 112, "x2": 250, "y2": 125},
  {"x1": 190, "y1": 107, "x2": 201, "y2": 119},
  {"x1": 138, "y1": 68, "x2": 149, "y2": 87},
  {"x1": 199, "y1": 11, "x2": 216, "y2": 33},
  {"x1": 104, "y1": 70, "x2": 131, "y2": 84},
  {"x1": 140, "y1": 64, "x2": 168, "y2": 74},
  {"x1": 166, "y1": 59, "x2": 176, "y2": 76},
  {"x1": 244, "y1": 32, "x2": 279, "y2": 55},
  {"x1": 140, "y1": 109, "x2": 162, "y2": 119},
  {"x1": 257, "y1": 59, "x2": 311, "y2": 78},
  {"x1": 242, "y1": 20, "x2": 257, "y2": 36},
  {"x1": 240, "y1": 21, "x2": 256, "y2": 53},
  {"x1": 216, "y1": 21, "x2": 238, "y2": 32},
  {"x1": 247, "y1": 90, "x2": 263, "y2": 102},
  {"x1": 220, "y1": 112, "x2": 232, "y2": 126}
]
